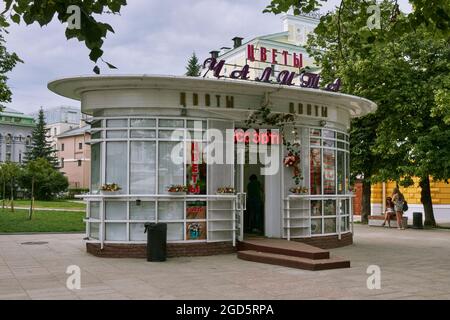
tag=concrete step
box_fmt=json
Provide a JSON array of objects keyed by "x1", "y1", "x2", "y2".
[
  {"x1": 237, "y1": 238, "x2": 330, "y2": 260},
  {"x1": 237, "y1": 250, "x2": 351, "y2": 271}
]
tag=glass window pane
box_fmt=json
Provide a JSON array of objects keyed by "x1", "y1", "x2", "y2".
[
  {"x1": 186, "y1": 142, "x2": 207, "y2": 195},
  {"x1": 91, "y1": 143, "x2": 101, "y2": 193},
  {"x1": 310, "y1": 148, "x2": 321, "y2": 195},
  {"x1": 341, "y1": 216, "x2": 350, "y2": 232},
  {"x1": 323, "y1": 130, "x2": 335, "y2": 139},
  {"x1": 130, "y1": 201, "x2": 155, "y2": 220},
  {"x1": 130, "y1": 142, "x2": 156, "y2": 194},
  {"x1": 90, "y1": 202, "x2": 100, "y2": 219},
  {"x1": 323, "y1": 149, "x2": 336, "y2": 195},
  {"x1": 130, "y1": 130, "x2": 156, "y2": 138},
  {"x1": 106, "y1": 130, "x2": 128, "y2": 139},
  {"x1": 89, "y1": 223, "x2": 100, "y2": 239},
  {"x1": 336, "y1": 132, "x2": 345, "y2": 140},
  {"x1": 159, "y1": 130, "x2": 184, "y2": 140},
  {"x1": 187, "y1": 131, "x2": 205, "y2": 141},
  {"x1": 130, "y1": 223, "x2": 147, "y2": 241},
  {"x1": 338, "y1": 199, "x2": 346, "y2": 217},
  {"x1": 131, "y1": 119, "x2": 156, "y2": 128},
  {"x1": 158, "y1": 202, "x2": 184, "y2": 220},
  {"x1": 187, "y1": 120, "x2": 207, "y2": 129},
  {"x1": 106, "y1": 142, "x2": 127, "y2": 193},
  {"x1": 311, "y1": 219, "x2": 322, "y2": 235},
  {"x1": 324, "y1": 200, "x2": 336, "y2": 216},
  {"x1": 323, "y1": 140, "x2": 335, "y2": 148},
  {"x1": 311, "y1": 200, "x2": 322, "y2": 216},
  {"x1": 159, "y1": 119, "x2": 184, "y2": 128},
  {"x1": 105, "y1": 201, "x2": 127, "y2": 220},
  {"x1": 105, "y1": 223, "x2": 127, "y2": 241},
  {"x1": 346, "y1": 153, "x2": 350, "y2": 193},
  {"x1": 167, "y1": 223, "x2": 184, "y2": 241},
  {"x1": 107, "y1": 119, "x2": 128, "y2": 128},
  {"x1": 91, "y1": 131, "x2": 102, "y2": 139},
  {"x1": 324, "y1": 218, "x2": 337, "y2": 234},
  {"x1": 91, "y1": 120, "x2": 102, "y2": 128},
  {"x1": 310, "y1": 129, "x2": 321, "y2": 137},
  {"x1": 158, "y1": 142, "x2": 184, "y2": 194},
  {"x1": 337, "y1": 151, "x2": 345, "y2": 195}
]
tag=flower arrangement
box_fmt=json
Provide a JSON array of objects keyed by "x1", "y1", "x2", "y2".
[
  {"x1": 284, "y1": 152, "x2": 303, "y2": 185},
  {"x1": 289, "y1": 186, "x2": 309, "y2": 194},
  {"x1": 217, "y1": 187, "x2": 236, "y2": 194},
  {"x1": 284, "y1": 153, "x2": 300, "y2": 168},
  {"x1": 167, "y1": 185, "x2": 188, "y2": 193},
  {"x1": 100, "y1": 183, "x2": 121, "y2": 192}
]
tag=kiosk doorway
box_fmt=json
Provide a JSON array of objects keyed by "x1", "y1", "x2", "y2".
[{"x1": 243, "y1": 164, "x2": 265, "y2": 236}]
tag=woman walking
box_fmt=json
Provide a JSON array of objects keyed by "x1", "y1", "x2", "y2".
[{"x1": 392, "y1": 188, "x2": 405, "y2": 230}]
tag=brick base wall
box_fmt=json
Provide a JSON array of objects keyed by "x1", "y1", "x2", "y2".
[
  {"x1": 86, "y1": 242, "x2": 236, "y2": 259},
  {"x1": 293, "y1": 232, "x2": 353, "y2": 249}
]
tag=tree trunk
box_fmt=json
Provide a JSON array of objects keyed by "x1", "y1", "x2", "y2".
[
  {"x1": 419, "y1": 176, "x2": 436, "y2": 228},
  {"x1": 29, "y1": 178, "x2": 34, "y2": 220},
  {"x1": 361, "y1": 180, "x2": 371, "y2": 224},
  {"x1": 2, "y1": 181, "x2": 4, "y2": 210},
  {"x1": 10, "y1": 178, "x2": 14, "y2": 213}
]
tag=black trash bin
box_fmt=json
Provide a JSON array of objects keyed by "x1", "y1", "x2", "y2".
[
  {"x1": 412, "y1": 212, "x2": 424, "y2": 229},
  {"x1": 144, "y1": 223, "x2": 167, "y2": 262}
]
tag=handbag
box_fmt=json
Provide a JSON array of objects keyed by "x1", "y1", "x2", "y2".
[{"x1": 402, "y1": 200, "x2": 409, "y2": 212}]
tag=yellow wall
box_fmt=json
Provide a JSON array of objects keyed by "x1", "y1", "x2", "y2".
[{"x1": 372, "y1": 179, "x2": 450, "y2": 205}]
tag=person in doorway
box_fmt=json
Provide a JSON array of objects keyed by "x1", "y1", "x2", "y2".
[
  {"x1": 392, "y1": 188, "x2": 406, "y2": 230},
  {"x1": 247, "y1": 174, "x2": 264, "y2": 234},
  {"x1": 381, "y1": 197, "x2": 395, "y2": 228}
]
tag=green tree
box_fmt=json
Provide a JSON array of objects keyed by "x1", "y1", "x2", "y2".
[
  {"x1": 264, "y1": 0, "x2": 450, "y2": 39},
  {"x1": 19, "y1": 158, "x2": 69, "y2": 203},
  {"x1": 2, "y1": 0, "x2": 127, "y2": 73},
  {"x1": 0, "y1": 16, "x2": 22, "y2": 110},
  {"x1": 185, "y1": 52, "x2": 201, "y2": 77},
  {"x1": 304, "y1": 0, "x2": 396, "y2": 224},
  {"x1": 24, "y1": 108, "x2": 59, "y2": 167},
  {"x1": 305, "y1": 0, "x2": 450, "y2": 227},
  {"x1": 1, "y1": 162, "x2": 21, "y2": 212}
]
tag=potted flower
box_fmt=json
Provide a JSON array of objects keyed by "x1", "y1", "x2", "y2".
[
  {"x1": 167, "y1": 185, "x2": 188, "y2": 194},
  {"x1": 289, "y1": 186, "x2": 309, "y2": 195},
  {"x1": 100, "y1": 183, "x2": 122, "y2": 195},
  {"x1": 216, "y1": 187, "x2": 236, "y2": 195}
]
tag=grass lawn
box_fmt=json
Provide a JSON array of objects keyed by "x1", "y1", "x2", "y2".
[
  {"x1": 0, "y1": 209, "x2": 85, "y2": 233},
  {"x1": 4, "y1": 199, "x2": 85, "y2": 210}
]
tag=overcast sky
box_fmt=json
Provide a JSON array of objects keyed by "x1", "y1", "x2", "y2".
[{"x1": 4, "y1": 0, "x2": 411, "y2": 114}]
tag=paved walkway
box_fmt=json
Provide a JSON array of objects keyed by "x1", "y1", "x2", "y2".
[{"x1": 0, "y1": 225, "x2": 449, "y2": 300}]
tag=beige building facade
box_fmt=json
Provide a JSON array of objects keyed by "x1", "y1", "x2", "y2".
[{"x1": 57, "y1": 126, "x2": 91, "y2": 189}]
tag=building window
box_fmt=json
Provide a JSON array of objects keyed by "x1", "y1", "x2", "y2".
[
  {"x1": 91, "y1": 143, "x2": 101, "y2": 192},
  {"x1": 78, "y1": 142, "x2": 83, "y2": 150},
  {"x1": 19, "y1": 153, "x2": 22, "y2": 164},
  {"x1": 61, "y1": 158, "x2": 64, "y2": 168},
  {"x1": 78, "y1": 160, "x2": 82, "y2": 167},
  {"x1": 54, "y1": 128, "x2": 57, "y2": 136},
  {"x1": 61, "y1": 143, "x2": 65, "y2": 151}
]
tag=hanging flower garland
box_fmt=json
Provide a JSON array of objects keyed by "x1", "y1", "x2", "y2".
[{"x1": 245, "y1": 92, "x2": 304, "y2": 186}]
